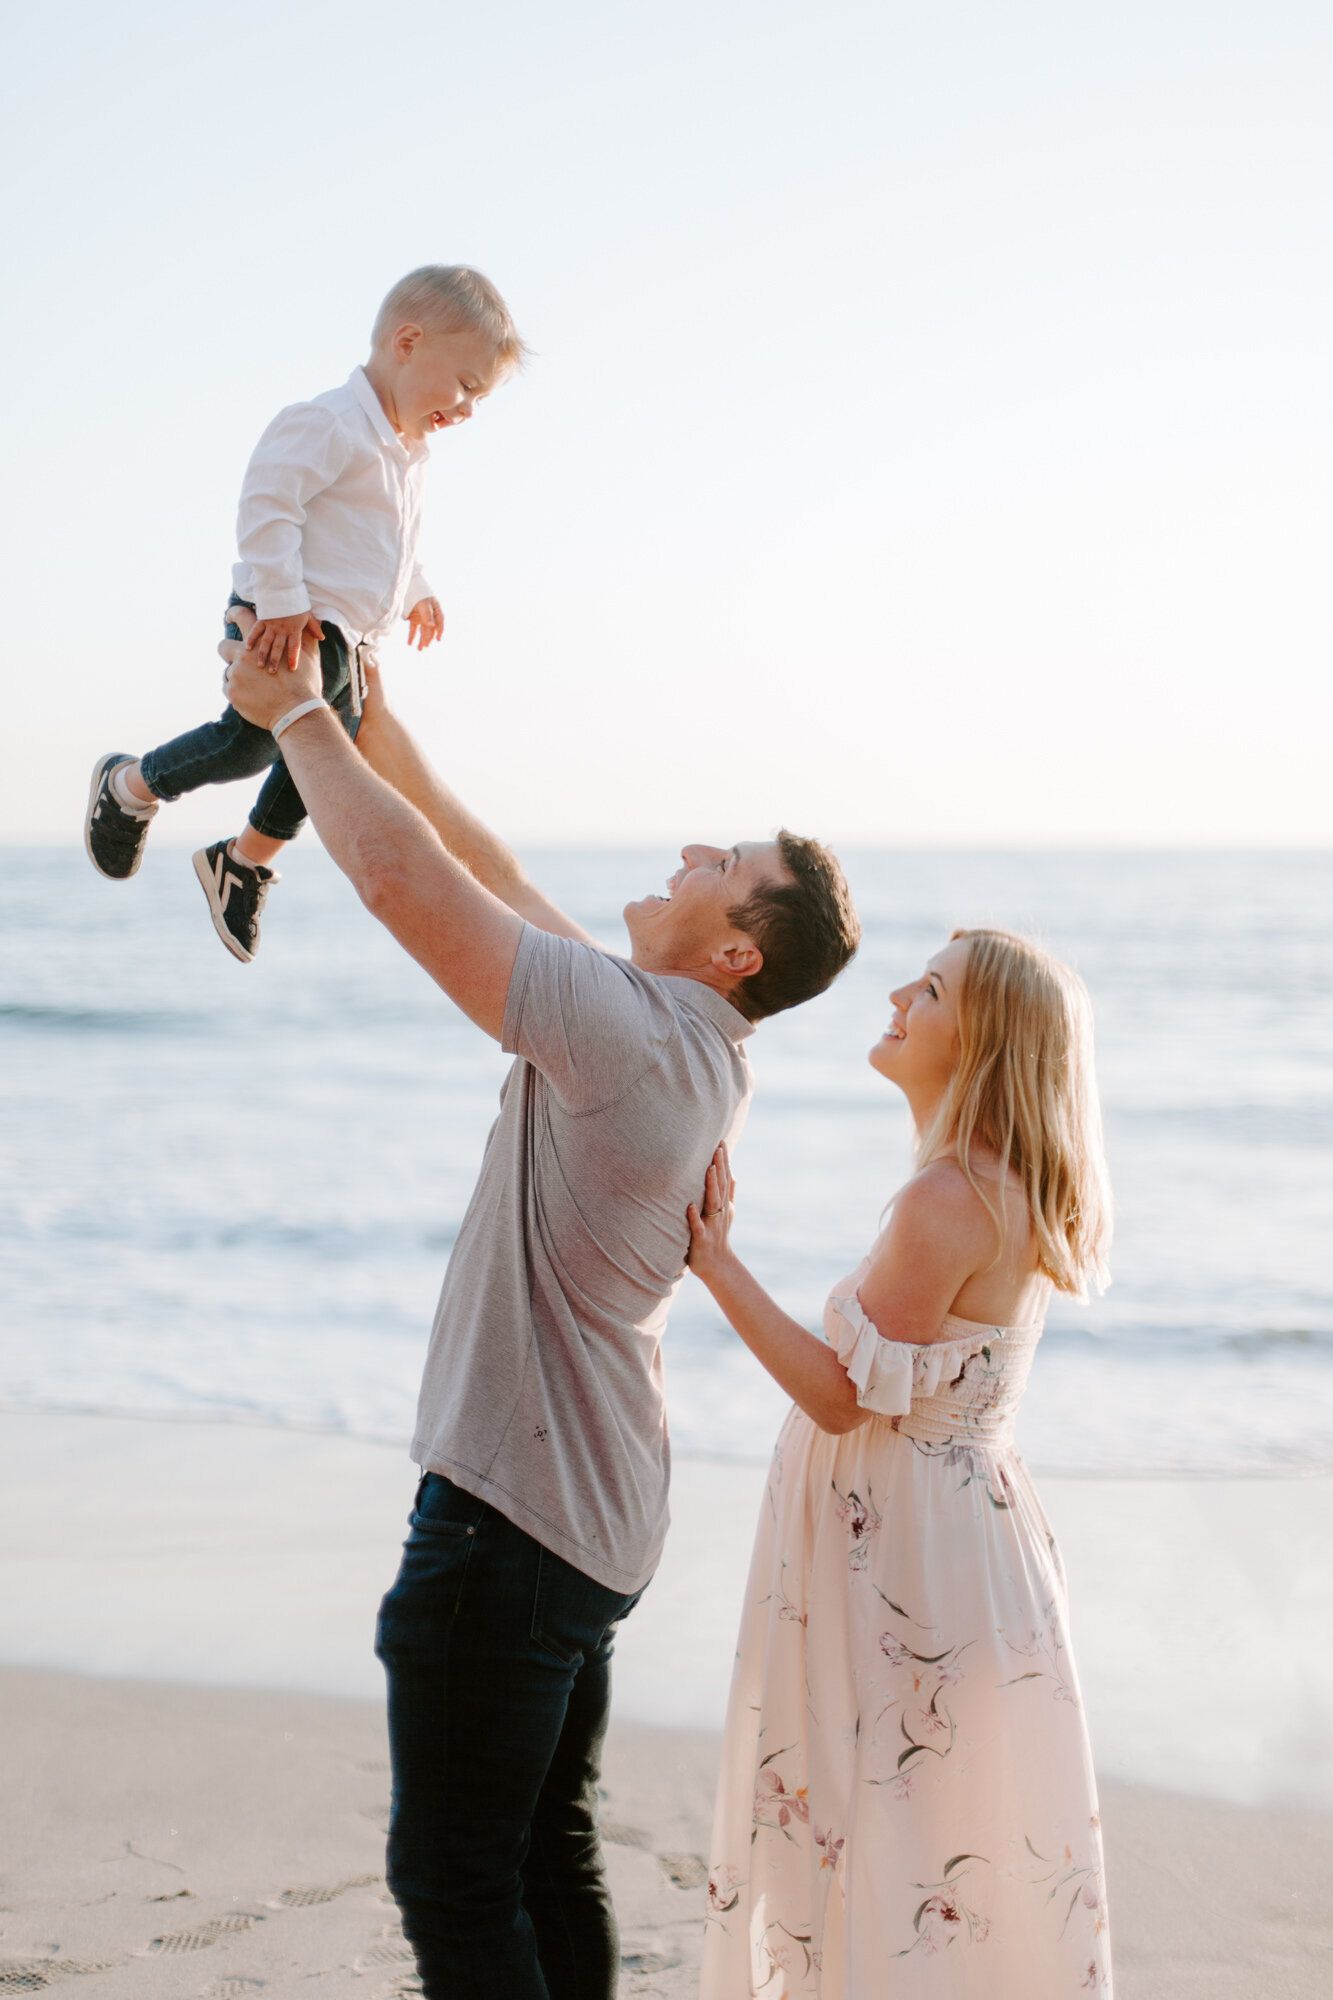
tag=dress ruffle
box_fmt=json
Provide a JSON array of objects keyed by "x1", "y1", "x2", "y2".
[{"x1": 823, "y1": 1281, "x2": 999, "y2": 1417}]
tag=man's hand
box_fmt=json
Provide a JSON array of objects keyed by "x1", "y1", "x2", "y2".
[
  {"x1": 222, "y1": 632, "x2": 323, "y2": 734},
  {"x1": 406, "y1": 597, "x2": 444, "y2": 650},
  {"x1": 244, "y1": 610, "x2": 325, "y2": 672}
]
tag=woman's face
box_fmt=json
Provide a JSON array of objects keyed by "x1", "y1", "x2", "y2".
[{"x1": 868, "y1": 938, "x2": 969, "y2": 1103}]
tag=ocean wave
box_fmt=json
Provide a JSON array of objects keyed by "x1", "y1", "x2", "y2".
[
  {"x1": 0, "y1": 1397, "x2": 1328, "y2": 1480},
  {"x1": 0, "y1": 1001, "x2": 206, "y2": 1036}
]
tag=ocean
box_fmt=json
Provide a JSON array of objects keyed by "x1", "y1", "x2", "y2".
[{"x1": 3, "y1": 844, "x2": 1331, "y2": 1482}]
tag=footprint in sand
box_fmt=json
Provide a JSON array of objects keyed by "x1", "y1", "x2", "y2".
[
  {"x1": 138, "y1": 1913, "x2": 265, "y2": 1956},
  {"x1": 205, "y1": 1983, "x2": 266, "y2": 1998},
  {"x1": 620, "y1": 1947, "x2": 684, "y2": 1972},
  {"x1": 656, "y1": 1851, "x2": 708, "y2": 1890},
  {"x1": 353, "y1": 1933, "x2": 416, "y2": 1974},
  {"x1": 266, "y1": 1873, "x2": 380, "y2": 1909},
  {"x1": 0, "y1": 1962, "x2": 117, "y2": 1993}
]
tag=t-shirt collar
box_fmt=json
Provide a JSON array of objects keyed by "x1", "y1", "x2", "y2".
[
  {"x1": 658, "y1": 974, "x2": 757, "y2": 1043},
  {"x1": 347, "y1": 366, "x2": 429, "y2": 462}
]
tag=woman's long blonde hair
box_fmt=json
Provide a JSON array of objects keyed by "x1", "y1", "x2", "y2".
[{"x1": 915, "y1": 928, "x2": 1112, "y2": 1298}]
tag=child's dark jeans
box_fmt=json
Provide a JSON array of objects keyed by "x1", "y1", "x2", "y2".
[{"x1": 138, "y1": 598, "x2": 361, "y2": 843}]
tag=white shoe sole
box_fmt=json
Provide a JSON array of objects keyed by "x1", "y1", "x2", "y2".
[{"x1": 192, "y1": 846, "x2": 255, "y2": 964}]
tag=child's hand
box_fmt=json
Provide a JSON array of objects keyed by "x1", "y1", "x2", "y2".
[
  {"x1": 686, "y1": 1144, "x2": 737, "y2": 1282},
  {"x1": 407, "y1": 597, "x2": 445, "y2": 651},
  {"x1": 224, "y1": 637, "x2": 322, "y2": 732},
  {"x1": 244, "y1": 611, "x2": 324, "y2": 673}
]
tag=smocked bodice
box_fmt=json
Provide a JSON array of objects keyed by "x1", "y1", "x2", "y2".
[{"x1": 823, "y1": 1255, "x2": 1044, "y2": 1447}]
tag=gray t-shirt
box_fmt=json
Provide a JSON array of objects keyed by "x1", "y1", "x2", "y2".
[{"x1": 411, "y1": 923, "x2": 755, "y2": 1594}]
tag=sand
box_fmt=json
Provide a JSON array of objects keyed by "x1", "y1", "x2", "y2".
[
  {"x1": 2, "y1": 1412, "x2": 1331, "y2": 1995},
  {"x1": 3, "y1": 1668, "x2": 1332, "y2": 1998}
]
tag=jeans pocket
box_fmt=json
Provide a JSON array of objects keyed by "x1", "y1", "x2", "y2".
[
  {"x1": 376, "y1": 1481, "x2": 483, "y2": 1661},
  {"x1": 410, "y1": 1472, "x2": 489, "y2": 1535},
  {"x1": 530, "y1": 1547, "x2": 637, "y2": 1668}
]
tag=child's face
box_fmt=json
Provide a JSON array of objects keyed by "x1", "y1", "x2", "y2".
[{"x1": 385, "y1": 324, "x2": 505, "y2": 442}]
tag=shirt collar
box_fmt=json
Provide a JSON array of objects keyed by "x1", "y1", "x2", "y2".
[
  {"x1": 659, "y1": 974, "x2": 757, "y2": 1044},
  {"x1": 347, "y1": 366, "x2": 428, "y2": 462}
]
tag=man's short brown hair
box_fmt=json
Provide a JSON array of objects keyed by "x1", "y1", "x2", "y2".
[{"x1": 728, "y1": 831, "x2": 860, "y2": 1022}]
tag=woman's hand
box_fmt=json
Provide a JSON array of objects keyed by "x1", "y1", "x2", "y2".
[
  {"x1": 686, "y1": 1142, "x2": 736, "y2": 1283},
  {"x1": 684, "y1": 1142, "x2": 868, "y2": 1432}
]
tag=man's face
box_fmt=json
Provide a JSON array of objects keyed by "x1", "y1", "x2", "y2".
[{"x1": 623, "y1": 841, "x2": 788, "y2": 982}]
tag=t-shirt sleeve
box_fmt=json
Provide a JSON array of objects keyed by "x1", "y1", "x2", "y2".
[{"x1": 501, "y1": 925, "x2": 670, "y2": 1112}]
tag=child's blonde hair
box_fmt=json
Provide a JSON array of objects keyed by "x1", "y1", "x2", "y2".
[
  {"x1": 916, "y1": 927, "x2": 1112, "y2": 1298},
  {"x1": 372, "y1": 265, "x2": 528, "y2": 370}
]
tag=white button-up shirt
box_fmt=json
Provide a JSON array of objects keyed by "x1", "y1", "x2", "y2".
[{"x1": 232, "y1": 367, "x2": 434, "y2": 646}]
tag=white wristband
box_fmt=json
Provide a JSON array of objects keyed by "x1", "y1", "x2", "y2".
[{"x1": 270, "y1": 698, "x2": 329, "y2": 742}]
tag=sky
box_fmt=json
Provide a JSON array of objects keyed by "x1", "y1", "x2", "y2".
[{"x1": 5, "y1": 0, "x2": 1330, "y2": 847}]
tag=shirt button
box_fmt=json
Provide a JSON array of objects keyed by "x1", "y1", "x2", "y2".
[{"x1": 466, "y1": 1526, "x2": 475, "y2": 1536}]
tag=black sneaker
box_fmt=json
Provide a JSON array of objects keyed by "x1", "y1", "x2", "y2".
[
  {"x1": 85, "y1": 753, "x2": 156, "y2": 880},
  {"x1": 192, "y1": 840, "x2": 279, "y2": 963}
]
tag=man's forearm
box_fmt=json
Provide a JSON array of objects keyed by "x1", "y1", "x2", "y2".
[
  {"x1": 355, "y1": 703, "x2": 591, "y2": 943},
  {"x1": 269, "y1": 704, "x2": 522, "y2": 1038},
  {"x1": 281, "y1": 708, "x2": 451, "y2": 909}
]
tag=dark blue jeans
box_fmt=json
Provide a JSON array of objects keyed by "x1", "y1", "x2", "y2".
[
  {"x1": 138, "y1": 602, "x2": 359, "y2": 842},
  {"x1": 375, "y1": 1474, "x2": 643, "y2": 2000}
]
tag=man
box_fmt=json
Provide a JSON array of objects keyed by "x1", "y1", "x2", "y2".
[{"x1": 223, "y1": 636, "x2": 860, "y2": 2000}]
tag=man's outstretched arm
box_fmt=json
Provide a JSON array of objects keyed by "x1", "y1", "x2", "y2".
[
  {"x1": 223, "y1": 604, "x2": 594, "y2": 945},
  {"x1": 226, "y1": 651, "x2": 525, "y2": 1039},
  {"x1": 353, "y1": 666, "x2": 595, "y2": 944}
]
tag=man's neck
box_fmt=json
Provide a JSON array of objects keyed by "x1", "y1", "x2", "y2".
[{"x1": 633, "y1": 953, "x2": 753, "y2": 1020}]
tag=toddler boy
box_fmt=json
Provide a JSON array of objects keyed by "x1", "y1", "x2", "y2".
[{"x1": 85, "y1": 265, "x2": 524, "y2": 961}]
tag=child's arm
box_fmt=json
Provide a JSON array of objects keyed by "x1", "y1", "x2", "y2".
[{"x1": 237, "y1": 403, "x2": 348, "y2": 671}]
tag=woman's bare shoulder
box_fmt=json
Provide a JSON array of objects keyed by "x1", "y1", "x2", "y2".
[
  {"x1": 886, "y1": 1158, "x2": 1002, "y2": 1247},
  {"x1": 858, "y1": 1163, "x2": 999, "y2": 1346}
]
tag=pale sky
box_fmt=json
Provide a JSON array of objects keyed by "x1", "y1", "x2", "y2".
[{"x1": 5, "y1": 0, "x2": 1330, "y2": 846}]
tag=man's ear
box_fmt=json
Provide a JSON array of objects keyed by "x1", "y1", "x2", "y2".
[{"x1": 712, "y1": 939, "x2": 763, "y2": 983}]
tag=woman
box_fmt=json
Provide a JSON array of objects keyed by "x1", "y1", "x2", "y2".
[{"x1": 687, "y1": 928, "x2": 1113, "y2": 1997}]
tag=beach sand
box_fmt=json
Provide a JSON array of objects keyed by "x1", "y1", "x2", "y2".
[
  {"x1": 2, "y1": 1412, "x2": 1331, "y2": 1995},
  {"x1": 4, "y1": 1669, "x2": 1332, "y2": 1998}
]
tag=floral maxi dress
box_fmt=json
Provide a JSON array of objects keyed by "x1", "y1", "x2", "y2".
[{"x1": 700, "y1": 1255, "x2": 1112, "y2": 1998}]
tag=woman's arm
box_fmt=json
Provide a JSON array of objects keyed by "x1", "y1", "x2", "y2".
[
  {"x1": 686, "y1": 1147, "x2": 871, "y2": 1434},
  {"x1": 856, "y1": 1163, "x2": 996, "y2": 1345},
  {"x1": 686, "y1": 1152, "x2": 999, "y2": 1434}
]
